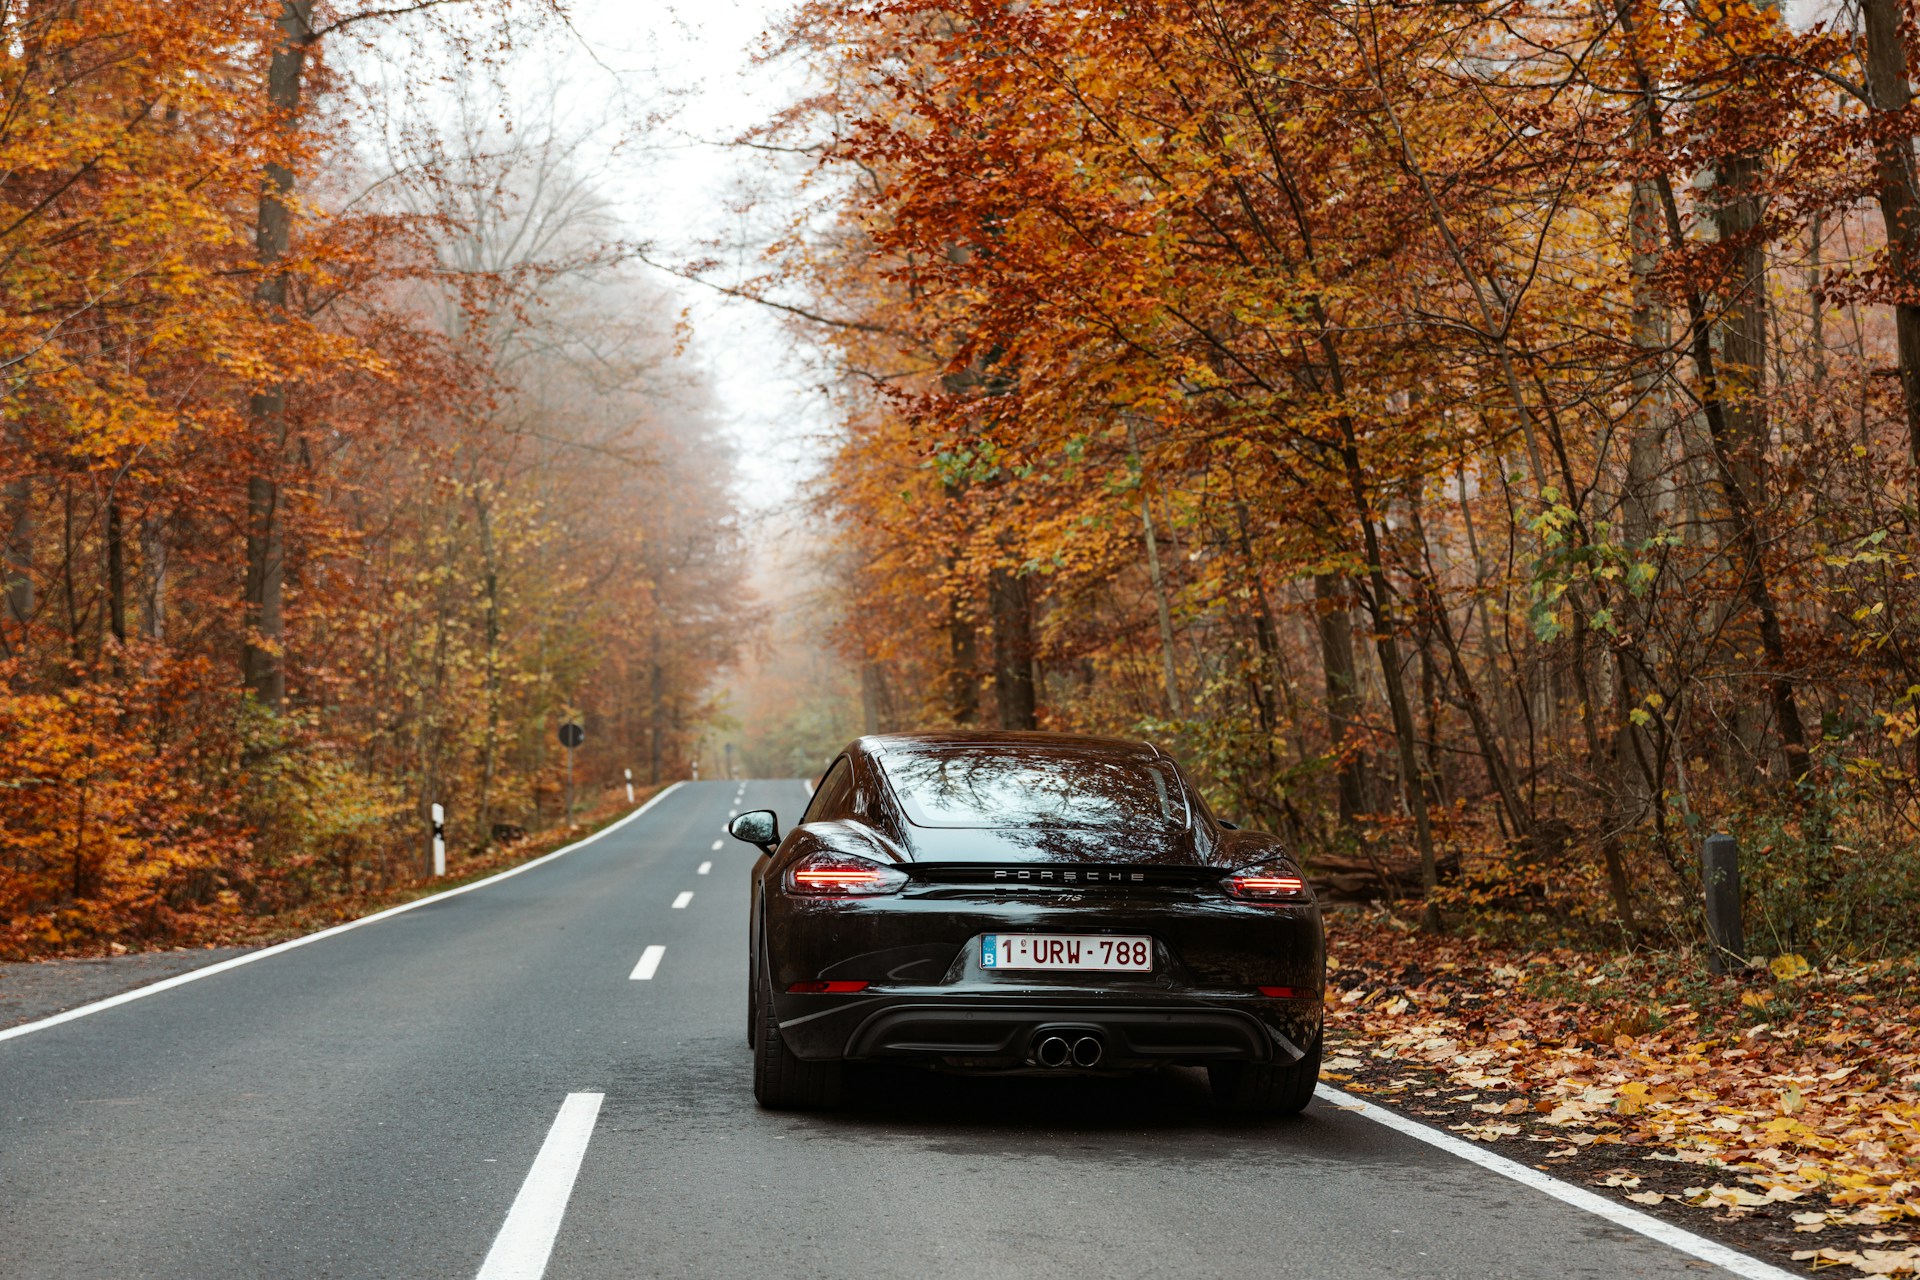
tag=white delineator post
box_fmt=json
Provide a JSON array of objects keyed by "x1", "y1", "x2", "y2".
[
  {"x1": 430, "y1": 802, "x2": 446, "y2": 877},
  {"x1": 624, "y1": 767, "x2": 634, "y2": 804}
]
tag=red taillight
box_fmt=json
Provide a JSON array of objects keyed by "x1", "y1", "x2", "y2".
[
  {"x1": 787, "y1": 980, "x2": 870, "y2": 994},
  {"x1": 1259, "y1": 985, "x2": 1305, "y2": 999},
  {"x1": 793, "y1": 867, "x2": 888, "y2": 889},
  {"x1": 1226, "y1": 871, "x2": 1307, "y2": 901},
  {"x1": 785, "y1": 852, "x2": 909, "y2": 896}
]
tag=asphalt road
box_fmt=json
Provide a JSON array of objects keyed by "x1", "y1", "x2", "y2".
[{"x1": 0, "y1": 781, "x2": 1751, "y2": 1279}]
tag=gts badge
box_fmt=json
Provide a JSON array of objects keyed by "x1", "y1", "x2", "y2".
[{"x1": 993, "y1": 868, "x2": 1146, "y2": 884}]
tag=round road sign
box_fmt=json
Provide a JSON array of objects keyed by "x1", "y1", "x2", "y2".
[{"x1": 558, "y1": 721, "x2": 585, "y2": 749}]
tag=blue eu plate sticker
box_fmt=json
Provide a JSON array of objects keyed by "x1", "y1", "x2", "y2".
[{"x1": 981, "y1": 935, "x2": 997, "y2": 967}]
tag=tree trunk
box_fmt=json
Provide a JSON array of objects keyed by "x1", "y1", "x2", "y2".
[
  {"x1": 139, "y1": 515, "x2": 167, "y2": 641},
  {"x1": 1127, "y1": 418, "x2": 1183, "y2": 717},
  {"x1": 1314, "y1": 574, "x2": 1366, "y2": 831},
  {"x1": 1706, "y1": 146, "x2": 1813, "y2": 782},
  {"x1": 648, "y1": 642, "x2": 665, "y2": 785},
  {"x1": 243, "y1": 0, "x2": 314, "y2": 709},
  {"x1": 1618, "y1": 0, "x2": 1812, "y2": 785},
  {"x1": 989, "y1": 565, "x2": 1037, "y2": 730},
  {"x1": 1862, "y1": 0, "x2": 1920, "y2": 467},
  {"x1": 4, "y1": 473, "x2": 31, "y2": 631},
  {"x1": 946, "y1": 580, "x2": 979, "y2": 726},
  {"x1": 106, "y1": 499, "x2": 126, "y2": 646},
  {"x1": 477, "y1": 505, "x2": 500, "y2": 834},
  {"x1": 861, "y1": 660, "x2": 889, "y2": 734},
  {"x1": 1336, "y1": 433, "x2": 1440, "y2": 925}
]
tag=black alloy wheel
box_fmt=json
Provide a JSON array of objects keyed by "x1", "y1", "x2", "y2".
[
  {"x1": 1208, "y1": 1029, "x2": 1322, "y2": 1116},
  {"x1": 752, "y1": 961, "x2": 845, "y2": 1109}
]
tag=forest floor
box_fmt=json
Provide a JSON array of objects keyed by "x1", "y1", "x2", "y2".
[
  {"x1": 1324, "y1": 913, "x2": 1920, "y2": 1277},
  {"x1": 0, "y1": 785, "x2": 663, "y2": 1022}
]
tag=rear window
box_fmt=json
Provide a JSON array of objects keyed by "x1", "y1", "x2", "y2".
[{"x1": 876, "y1": 749, "x2": 1189, "y2": 830}]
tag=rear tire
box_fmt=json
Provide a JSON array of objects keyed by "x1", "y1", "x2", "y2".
[
  {"x1": 752, "y1": 963, "x2": 845, "y2": 1109},
  {"x1": 1210, "y1": 1031, "x2": 1321, "y2": 1116}
]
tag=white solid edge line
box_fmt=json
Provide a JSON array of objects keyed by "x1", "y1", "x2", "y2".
[
  {"x1": 697, "y1": 861, "x2": 712, "y2": 875},
  {"x1": 0, "y1": 783, "x2": 687, "y2": 1046},
  {"x1": 629, "y1": 945, "x2": 665, "y2": 981},
  {"x1": 1317, "y1": 1086, "x2": 1799, "y2": 1280},
  {"x1": 475, "y1": 1091, "x2": 605, "y2": 1280},
  {"x1": 671, "y1": 891, "x2": 694, "y2": 909}
]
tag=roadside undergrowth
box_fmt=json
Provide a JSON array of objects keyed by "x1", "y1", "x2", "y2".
[
  {"x1": 1324, "y1": 913, "x2": 1920, "y2": 1277},
  {"x1": 10, "y1": 786, "x2": 661, "y2": 961}
]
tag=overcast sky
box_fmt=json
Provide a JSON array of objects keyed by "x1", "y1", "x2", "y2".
[{"x1": 545, "y1": 0, "x2": 828, "y2": 520}]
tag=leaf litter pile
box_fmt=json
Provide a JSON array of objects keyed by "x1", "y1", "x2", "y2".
[{"x1": 1324, "y1": 915, "x2": 1919, "y2": 1276}]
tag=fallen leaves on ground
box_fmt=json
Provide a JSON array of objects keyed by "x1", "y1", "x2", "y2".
[{"x1": 1325, "y1": 915, "x2": 1920, "y2": 1277}]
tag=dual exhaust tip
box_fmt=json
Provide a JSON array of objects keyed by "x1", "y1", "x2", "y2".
[{"x1": 1035, "y1": 1033, "x2": 1103, "y2": 1069}]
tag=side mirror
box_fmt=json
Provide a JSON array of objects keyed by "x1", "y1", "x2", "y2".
[{"x1": 728, "y1": 809, "x2": 781, "y2": 855}]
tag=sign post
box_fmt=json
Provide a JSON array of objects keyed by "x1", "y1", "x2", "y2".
[
  {"x1": 559, "y1": 720, "x2": 585, "y2": 823},
  {"x1": 1702, "y1": 833, "x2": 1744, "y2": 974}
]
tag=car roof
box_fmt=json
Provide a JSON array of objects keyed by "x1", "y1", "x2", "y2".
[{"x1": 848, "y1": 730, "x2": 1166, "y2": 761}]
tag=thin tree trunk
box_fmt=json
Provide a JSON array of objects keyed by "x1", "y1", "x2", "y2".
[
  {"x1": 1335, "y1": 427, "x2": 1440, "y2": 925},
  {"x1": 106, "y1": 499, "x2": 126, "y2": 646},
  {"x1": 243, "y1": 0, "x2": 315, "y2": 708},
  {"x1": 1315, "y1": 574, "x2": 1367, "y2": 832},
  {"x1": 989, "y1": 564, "x2": 1037, "y2": 729},
  {"x1": 861, "y1": 660, "x2": 888, "y2": 734},
  {"x1": 1127, "y1": 419, "x2": 1182, "y2": 716},
  {"x1": 139, "y1": 515, "x2": 167, "y2": 641},
  {"x1": 1618, "y1": 0, "x2": 1813, "y2": 784},
  {"x1": 4, "y1": 473, "x2": 31, "y2": 632},
  {"x1": 477, "y1": 498, "x2": 500, "y2": 835},
  {"x1": 946, "y1": 578, "x2": 979, "y2": 726},
  {"x1": 1862, "y1": 0, "x2": 1920, "y2": 468}
]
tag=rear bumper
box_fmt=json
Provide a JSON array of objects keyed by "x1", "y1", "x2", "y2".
[
  {"x1": 760, "y1": 886, "x2": 1324, "y2": 1068},
  {"x1": 775, "y1": 989, "x2": 1321, "y2": 1068}
]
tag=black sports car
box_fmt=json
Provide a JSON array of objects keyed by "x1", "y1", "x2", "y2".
[{"x1": 727, "y1": 731, "x2": 1324, "y2": 1113}]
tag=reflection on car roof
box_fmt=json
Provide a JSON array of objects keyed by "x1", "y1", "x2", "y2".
[{"x1": 855, "y1": 730, "x2": 1164, "y2": 760}]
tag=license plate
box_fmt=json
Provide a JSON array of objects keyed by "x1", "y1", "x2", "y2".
[{"x1": 980, "y1": 934, "x2": 1152, "y2": 972}]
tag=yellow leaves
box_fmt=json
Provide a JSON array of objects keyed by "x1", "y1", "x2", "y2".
[
  {"x1": 1772, "y1": 954, "x2": 1814, "y2": 983},
  {"x1": 1452, "y1": 1121, "x2": 1522, "y2": 1142},
  {"x1": 1793, "y1": 1246, "x2": 1920, "y2": 1275},
  {"x1": 1685, "y1": 1183, "x2": 1803, "y2": 1208}
]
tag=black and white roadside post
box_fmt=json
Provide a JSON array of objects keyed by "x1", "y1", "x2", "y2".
[
  {"x1": 559, "y1": 720, "x2": 585, "y2": 823},
  {"x1": 1702, "y1": 832, "x2": 1744, "y2": 974},
  {"x1": 430, "y1": 803, "x2": 446, "y2": 877},
  {"x1": 624, "y1": 767, "x2": 634, "y2": 805}
]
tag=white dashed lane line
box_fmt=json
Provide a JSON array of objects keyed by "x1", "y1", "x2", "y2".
[
  {"x1": 710, "y1": 839, "x2": 723, "y2": 851},
  {"x1": 697, "y1": 862, "x2": 711, "y2": 876},
  {"x1": 474, "y1": 1092, "x2": 604, "y2": 1280},
  {"x1": 629, "y1": 946, "x2": 665, "y2": 981},
  {"x1": 671, "y1": 892, "x2": 693, "y2": 910}
]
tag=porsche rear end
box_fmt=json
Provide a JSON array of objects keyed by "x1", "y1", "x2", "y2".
[{"x1": 761, "y1": 857, "x2": 1324, "y2": 1074}]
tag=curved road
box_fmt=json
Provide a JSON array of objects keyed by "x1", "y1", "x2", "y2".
[{"x1": 1, "y1": 781, "x2": 1767, "y2": 1278}]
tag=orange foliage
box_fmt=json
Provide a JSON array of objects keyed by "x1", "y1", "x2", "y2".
[
  {"x1": 0, "y1": 3, "x2": 746, "y2": 956},
  {"x1": 766, "y1": 0, "x2": 1920, "y2": 952}
]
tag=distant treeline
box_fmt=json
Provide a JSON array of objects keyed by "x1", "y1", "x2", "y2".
[{"x1": 0, "y1": 2, "x2": 744, "y2": 955}]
